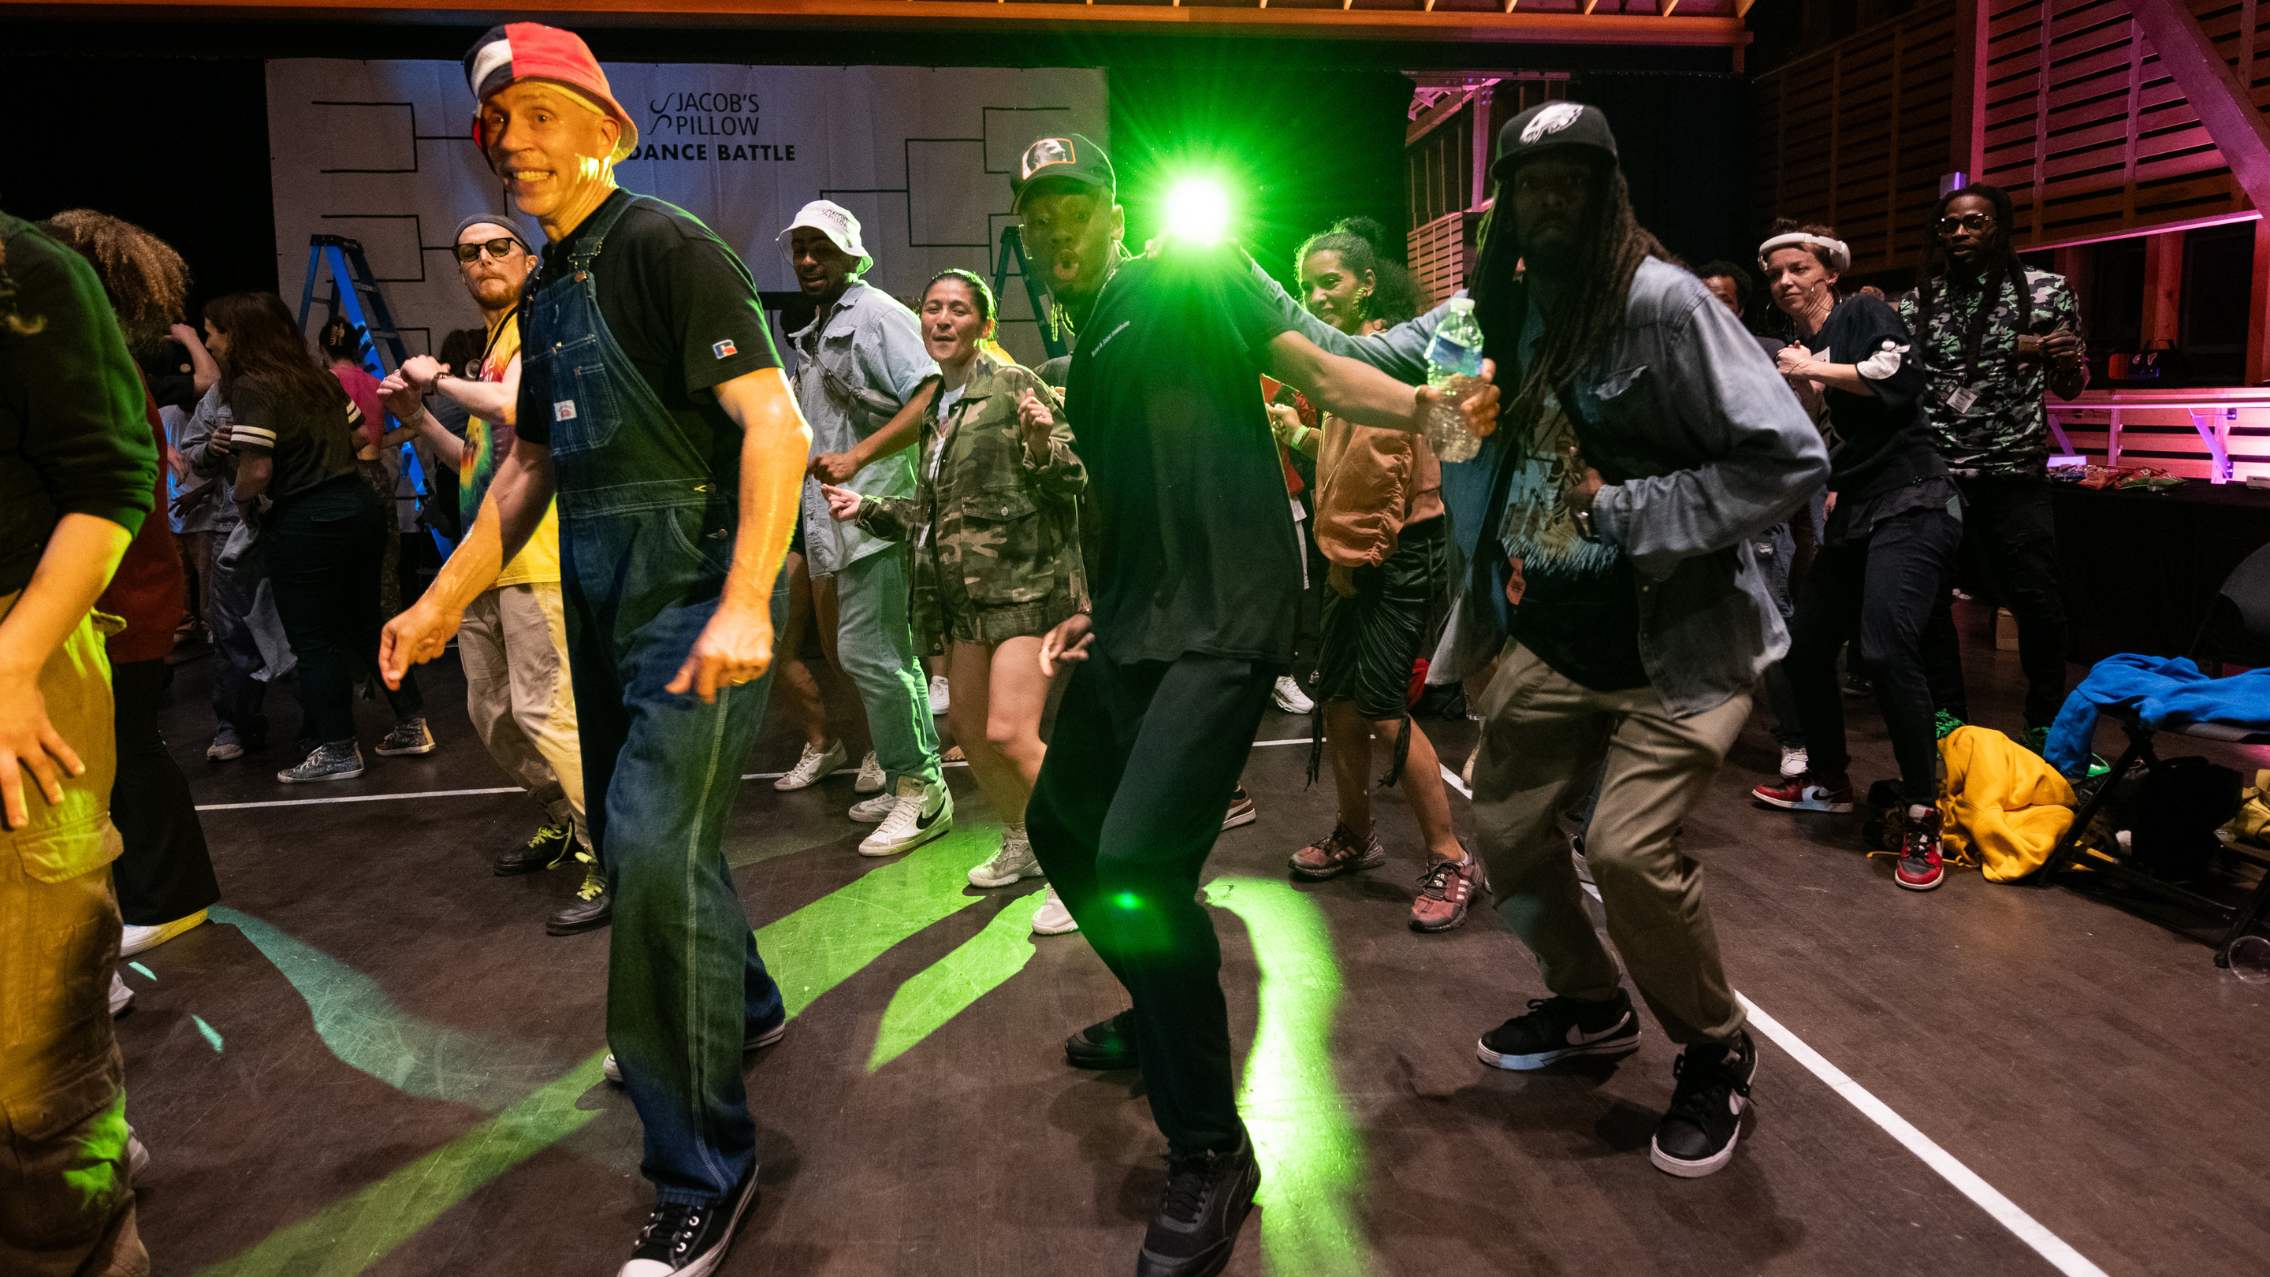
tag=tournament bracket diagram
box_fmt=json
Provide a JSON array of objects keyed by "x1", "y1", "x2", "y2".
[{"x1": 265, "y1": 60, "x2": 1109, "y2": 369}]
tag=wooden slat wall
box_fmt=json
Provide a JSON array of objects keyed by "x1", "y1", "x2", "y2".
[
  {"x1": 1981, "y1": 0, "x2": 2269, "y2": 245},
  {"x1": 1753, "y1": 0, "x2": 1958, "y2": 275},
  {"x1": 1759, "y1": 0, "x2": 2270, "y2": 266},
  {"x1": 1407, "y1": 209, "x2": 1481, "y2": 307}
]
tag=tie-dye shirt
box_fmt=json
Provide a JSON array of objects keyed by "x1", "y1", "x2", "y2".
[{"x1": 463, "y1": 311, "x2": 561, "y2": 588}]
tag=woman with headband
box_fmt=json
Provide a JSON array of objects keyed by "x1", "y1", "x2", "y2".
[{"x1": 1749, "y1": 219, "x2": 1963, "y2": 893}]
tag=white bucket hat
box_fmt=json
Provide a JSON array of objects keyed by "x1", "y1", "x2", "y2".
[{"x1": 778, "y1": 199, "x2": 873, "y2": 276}]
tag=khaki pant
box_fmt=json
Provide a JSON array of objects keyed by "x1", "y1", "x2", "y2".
[
  {"x1": 1468, "y1": 643, "x2": 1749, "y2": 1047},
  {"x1": 459, "y1": 582, "x2": 587, "y2": 842},
  {"x1": 0, "y1": 595, "x2": 146, "y2": 1277}
]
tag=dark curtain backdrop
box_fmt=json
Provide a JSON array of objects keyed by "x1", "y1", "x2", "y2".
[{"x1": 1570, "y1": 70, "x2": 1757, "y2": 273}]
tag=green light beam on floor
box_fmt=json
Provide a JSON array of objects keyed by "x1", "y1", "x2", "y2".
[
  {"x1": 758, "y1": 823, "x2": 1001, "y2": 1019},
  {"x1": 868, "y1": 886, "x2": 1047, "y2": 1072},
  {"x1": 196, "y1": 829, "x2": 1016, "y2": 1276},
  {"x1": 190, "y1": 1053, "x2": 607, "y2": 1277},
  {"x1": 129, "y1": 961, "x2": 154, "y2": 980},
  {"x1": 193, "y1": 1015, "x2": 224, "y2": 1053},
  {"x1": 211, "y1": 907, "x2": 507, "y2": 1106},
  {"x1": 1206, "y1": 878, "x2": 1381, "y2": 1277}
]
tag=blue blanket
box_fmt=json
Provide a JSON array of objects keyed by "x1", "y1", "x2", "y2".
[{"x1": 2044, "y1": 654, "x2": 2270, "y2": 777}]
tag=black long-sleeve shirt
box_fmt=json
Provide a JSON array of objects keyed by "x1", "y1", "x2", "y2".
[{"x1": 0, "y1": 213, "x2": 157, "y2": 596}]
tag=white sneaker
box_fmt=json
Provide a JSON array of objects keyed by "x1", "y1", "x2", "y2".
[
  {"x1": 110, "y1": 971, "x2": 134, "y2": 1017},
  {"x1": 121, "y1": 909, "x2": 209, "y2": 957},
  {"x1": 853, "y1": 750, "x2": 886, "y2": 794},
  {"x1": 969, "y1": 826, "x2": 1041, "y2": 888},
  {"x1": 1271, "y1": 673, "x2": 1315, "y2": 715},
  {"x1": 1031, "y1": 883, "x2": 1080, "y2": 935},
  {"x1": 849, "y1": 790, "x2": 898, "y2": 822},
  {"x1": 127, "y1": 1128, "x2": 149, "y2": 1180},
  {"x1": 774, "y1": 739, "x2": 849, "y2": 791},
  {"x1": 929, "y1": 674, "x2": 951, "y2": 716},
  {"x1": 859, "y1": 778, "x2": 953, "y2": 857},
  {"x1": 1778, "y1": 745, "x2": 1809, "y2": 778},
  {"x1": 1462, "y1": 750, "x2": 1477, "y2": 788}
]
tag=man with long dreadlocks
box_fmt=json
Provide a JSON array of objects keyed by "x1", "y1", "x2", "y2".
[
  {"x1": 1896, "y1": 183, "x2": 2086, "y2": 750},
  {"x1": 1458, "y1": 102, "x2": 1827, "y2": 1177}
]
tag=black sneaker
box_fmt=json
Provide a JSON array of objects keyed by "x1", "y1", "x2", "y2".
[
  {"x1": 1476, "y1": 991, "x2": 1640, "y2": 1071},
  {"x1": 621, "y1": 1161, "x2": 760, "y2": 1276},
  {"x1": 1065, "y1": 1008, "x2": 1138, "y2": 1070},
  {"x1": 1136, "y1": 1132, "x2": 1261, "y2": 1277},
  {"x1": 1649, "y1": 1029, "x2": 1758, "y2": 1178},
  {"x1": 494, "y1": 819, "x2": 576, "y2": 876},
  {"x1": 547, "y1": 854, "x2": 611, "y2": 936}
]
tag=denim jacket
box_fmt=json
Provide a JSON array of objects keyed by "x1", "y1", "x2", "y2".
[{"x1": 1516, "y1": 258, "x2": 1827, "y2": 715}]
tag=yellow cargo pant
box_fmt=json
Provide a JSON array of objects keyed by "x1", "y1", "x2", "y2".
[{"x1": 0, "y1": 592, "x2": 146, "y2": 1277}]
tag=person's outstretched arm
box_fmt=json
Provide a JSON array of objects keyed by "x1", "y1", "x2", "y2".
[{"x1": 1264, "y1": 328, "x2": 1497, "y2": 436}]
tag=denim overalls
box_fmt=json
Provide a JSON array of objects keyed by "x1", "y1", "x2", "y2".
[{"x1": 522, "y1": 192, "x2": 787, "y2": 1206}]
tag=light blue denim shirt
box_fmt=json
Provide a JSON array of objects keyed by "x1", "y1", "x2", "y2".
[
  {"x1": 1509, "y1": 258, "x2": 1828, "y2": 716},
  {"x1": 1262, "y1": 256, "x2": 1827, "y2": 715},
  {"x1": 791, "y1": 280, "x2": 938, "y2": 575}
]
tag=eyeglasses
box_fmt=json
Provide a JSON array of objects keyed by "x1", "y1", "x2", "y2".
[
  {"x1": 454, "y1": 237, "x2": 523, "y2": 263},
  {"x1": 1935, "y1": 213, "x2": 1995, "y2": 235}
]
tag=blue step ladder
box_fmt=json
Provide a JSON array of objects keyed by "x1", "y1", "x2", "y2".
[
  {"x1": 295, "y1": 235, "x2": 453, "y2": 555},
  {"x1": 992, "y1": 225, "x2": 1069, "y2": 363}
]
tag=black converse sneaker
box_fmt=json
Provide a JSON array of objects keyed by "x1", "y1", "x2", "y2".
[
  {"x1": 620, "y1": 1162, "x2": 760, "y2": 1277},
  {"x1": 1477, "y1": 991, "x2": 1641, "y2": 1070},
  {"x1": 1649, "y1": 1029, "x2": 1758, "y2": 1178},
  {"x1": 1136, "y1": 1131, "x2": 1262, "y2": 1277}
]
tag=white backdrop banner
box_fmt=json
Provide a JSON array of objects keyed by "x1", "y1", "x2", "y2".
[{"x1": 264, "y1": 59, "x2": 1107, "y2": 367}]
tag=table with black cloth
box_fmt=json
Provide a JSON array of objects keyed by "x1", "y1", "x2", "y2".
[{"x1": 2052, "y1": 480, "x2": 2270, "y2": 663}]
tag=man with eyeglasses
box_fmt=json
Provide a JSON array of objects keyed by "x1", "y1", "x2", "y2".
[
  {"x1": 381, "y1": 214, "x2": 603, "y2": 934},
  {"x1": 1896, "y1": 183, "x2": 2086, "y2": 753}
]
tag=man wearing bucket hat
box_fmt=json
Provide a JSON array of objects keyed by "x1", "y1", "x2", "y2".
[
  {"x1": 380, "y1": 212, "x2": 603, "y2": 934},
  {"x1": 1457, "y1": 101, "x2": 1826, "y2": 1178},
  {"x1": 777, "y1": 200, "x2": 951, "y2": 858},
  {"x1": 380, "y1": 23, "x2": 807, "y2": 1276},
  {"x1": 1007, "y1": 130, "x2": 1502, "y2": 1277}
]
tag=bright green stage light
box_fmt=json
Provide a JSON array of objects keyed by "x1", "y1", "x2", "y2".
[{"x1": 1164, "y1": 177, "x2": 1232, "y2": 244}]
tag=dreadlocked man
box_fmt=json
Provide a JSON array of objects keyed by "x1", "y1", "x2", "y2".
[
  {"x1": 1460, "y1": 102, "x2": 1827, "y2": 1178},
  {"x1": 1896, "y1": 183, "x2": 2087, "y2": 746}
]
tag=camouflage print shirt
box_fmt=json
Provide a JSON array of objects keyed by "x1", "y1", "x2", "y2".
[
  {"x1": 854, "y1": 352, "x2": 1088, "y2": 652},
  {"x1": 1895, "y1": 267, "x2": 2087, "y2": 477}
]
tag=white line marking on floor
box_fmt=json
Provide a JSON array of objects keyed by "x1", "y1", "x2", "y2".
[
  {"x1": 1435, "y1": 763, "x2": 2107, "y2": 1277},
  {"x1": 195, "y1": 739, "x2": 1317, "y2": 811}
]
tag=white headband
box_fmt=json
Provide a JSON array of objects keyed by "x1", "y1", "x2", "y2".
[{"x1": 1757, "y1": 232, "x2": 1850, "y2": 273}]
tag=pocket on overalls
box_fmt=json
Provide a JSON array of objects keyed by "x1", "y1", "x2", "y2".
[
  {"x1": 543, "y1": 335, "x2": 622, "y2": 458},
  {"x1": 662, "y1": 503, "x2": 736, "y2": 583}
]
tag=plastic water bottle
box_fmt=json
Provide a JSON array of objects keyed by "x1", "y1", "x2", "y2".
[{"x1": 1423, "y1": 298, "x2": 1486, "y2": 463}]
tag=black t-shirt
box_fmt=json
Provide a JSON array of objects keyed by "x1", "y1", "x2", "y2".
[
  {"x1": 1805, "y1": 295, "x2": 1939, "y2": 499},
  {"x1": 1065, "y1": 243, "x2": 1299, "y2": 664},
  {"x1": 1497, "y1": 299, "x2": 1649, "y2": 692},
  {"x1": 229, "y1": 375, "x2": 363, "y2": 504},
  {"x1": 517, "y1": 190, "x2": 781, "y2": 481}
]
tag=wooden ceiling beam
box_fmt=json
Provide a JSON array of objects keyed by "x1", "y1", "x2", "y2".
[{"x1": 0, "y1": 0, "x2": 1752, "y2": 47}]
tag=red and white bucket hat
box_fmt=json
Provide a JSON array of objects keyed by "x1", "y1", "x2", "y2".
[{"x1": 463, "y1": 24, "x2": 638, "y2": 166}]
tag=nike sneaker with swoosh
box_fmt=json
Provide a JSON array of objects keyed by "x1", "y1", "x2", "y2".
[
  {"x1": 858, "y1": 777, "x2": 954, "y2": 856},
  {"x1": 1477, "y1": 991, "x2": 1641, "y2": 1070}
]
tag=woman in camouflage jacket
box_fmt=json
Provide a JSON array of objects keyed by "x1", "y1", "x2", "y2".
[{"x1": 821, "y1": 270, "x2": 1088, "y2": 931}]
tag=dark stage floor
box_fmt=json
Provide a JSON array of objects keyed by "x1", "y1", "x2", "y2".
[{"x1": 119, "y1": 605, "x2": 2270, "y2": 1276}]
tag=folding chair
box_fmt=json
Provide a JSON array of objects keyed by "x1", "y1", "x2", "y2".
[{"x1": 2036, "y1": 543, "x2": 2270, "y2": 969}]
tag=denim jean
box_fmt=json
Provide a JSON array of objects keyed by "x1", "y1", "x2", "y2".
[
  {"x1": 832, "y1": 543, "x2": 941, "y2": 789},
  {"x1": 525, "y1": 192, "x2": 785, "y2": 1207},
  {"x1": 1786, "y1": 506, "x2": 1963, "y2": 805},
  {"x1": 264, "y1": 478, "x2": 423, "y2": 745},
  {"x1": 204, "y1": 537, "x2": 268, "y2": 736}
]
